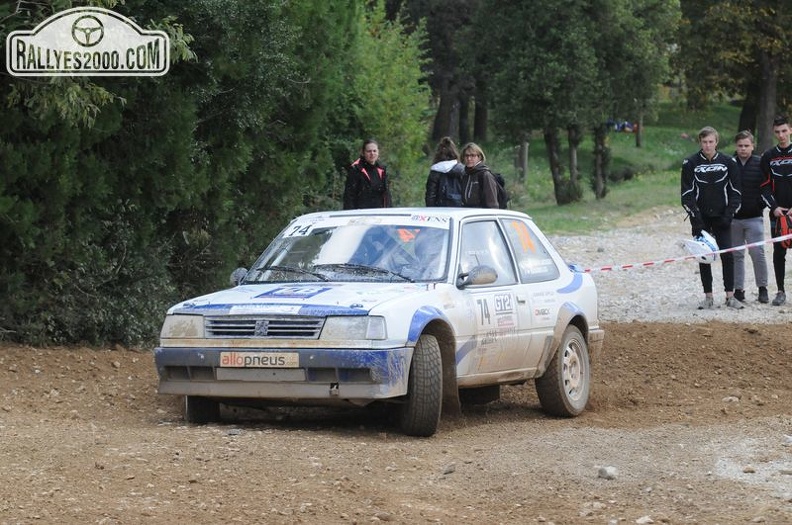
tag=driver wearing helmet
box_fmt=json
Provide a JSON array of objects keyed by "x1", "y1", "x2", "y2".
[{"x1": 681, "y1": 126, "x2": 743, "y2": 310}]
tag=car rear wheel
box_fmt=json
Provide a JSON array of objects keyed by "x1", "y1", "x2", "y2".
[
  {"x1": 184, "y1": 395, "x2": 221, "y2": 424},
  {"x1": 535, "y1": 325, "x2": 590, "y2": 417},
  {"x1": 399, "y1": 334, "x2": 442, "y2": 437}
]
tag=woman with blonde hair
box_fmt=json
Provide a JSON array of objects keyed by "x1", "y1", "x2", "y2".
[{"x1": 460, "y1": 142, "x2": 499, "y2": 208}]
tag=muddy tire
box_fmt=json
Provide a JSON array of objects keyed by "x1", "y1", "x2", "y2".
[{"x1": 399, "y1": 334, "x2": 442, "y2": 437}]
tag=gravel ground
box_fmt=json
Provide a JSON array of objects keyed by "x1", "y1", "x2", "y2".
[
  {"x1": 1, "y1": 207, "x2": 790, "y2": 524},
  {"x1": 549, "y1": 206, "x2": 792, "y2": 325}
]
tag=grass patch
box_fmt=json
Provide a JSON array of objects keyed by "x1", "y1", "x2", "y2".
[
  {"x1": 517, "y1": 169, "x2": 681, "y2": 234},
  {"x1": 479, "y1": 101, "x2": 741, "y2": 234}
]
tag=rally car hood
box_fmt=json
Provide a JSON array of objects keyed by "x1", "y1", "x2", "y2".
[{"x1": 168, "y1": 282, "x2": 435, "y2": 317}]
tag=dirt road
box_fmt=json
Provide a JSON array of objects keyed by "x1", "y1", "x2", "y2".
[{"x1": 1, "y1": 321, "x2": 790, "y2": 524}]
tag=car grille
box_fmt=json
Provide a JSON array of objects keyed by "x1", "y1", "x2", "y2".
[{"x1": 205, "y1": 316, "x2": 325, "y2": 339}]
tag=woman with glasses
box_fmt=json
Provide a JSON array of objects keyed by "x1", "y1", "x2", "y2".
[{"x1": 460, "y1": 142, "x2": 499, "y2": 208}]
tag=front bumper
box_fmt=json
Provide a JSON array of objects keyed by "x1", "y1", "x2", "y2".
[{"x1": 154, "y1": 346, "x2": 412, "y2": 402}]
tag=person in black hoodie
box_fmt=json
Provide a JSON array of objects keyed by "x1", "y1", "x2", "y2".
[
  {"x1": 681, "y1": 126, "x2": 743, "y2": 310},
  {"x1": 343, "y1": 139, "x2": 392, "y2": 209},
  {"x1": 460, "y1": 142, "x2": 499, "y2": 209},
  {"x1": 730, "y1": 130, "x2": 769, "y2": 303},
  {"x1": 425, "y1": 137, "x2": 464, "y2": 207}
]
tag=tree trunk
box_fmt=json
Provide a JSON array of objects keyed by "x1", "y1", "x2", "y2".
[
  {"x1": 757, "y1": 50, "x2": 779, "y2": 153},
  {"x1": 565, "y1": 125, "x2": 583, "y2": 203},
  {"x1": 738, "y1": 79, "x2": 760, "y2": 135},
  {"x1": 473, "y1": 91, "x2": 488, "y2": 143},
  {"x1": 458, "y1": 93, "x2": 470, "y2": 144},
  {"x1": 431, "y1": 80, "x2": 456, "y2": 142},
  {"x1": 592, "y1": 124, "x2": 608, "y2": 199},
  {"x1": 635, "y1": 112, "x2": 643, "y2": 148},
  {"x1": 517, "y1": 134, "x2": 529, "y2": 182},
  {"x1": 544, "y1": 127, "x2": 564, "y2": 200},
  {"x1": 544, "y1": 127, "x2": 564, "y2": 203},
  {"x1": 567, "y1": 124, "x2": 582, "y2": 186}
]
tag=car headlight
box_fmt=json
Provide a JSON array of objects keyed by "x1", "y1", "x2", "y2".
[
  {"x1": 160, "y1": 314, "x2": 204, "y2": 339},
  {"x1": 321, "y1": 316, "x2": 387, "y2": 340}
]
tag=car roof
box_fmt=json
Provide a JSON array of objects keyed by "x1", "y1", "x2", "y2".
[{"x1": 295, "y1": 207, "x2": 535, "y2": 223}]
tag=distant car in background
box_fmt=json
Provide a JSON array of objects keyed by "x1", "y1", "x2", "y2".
[{"x1": 154, "y1": 207, "x2": 604, "y2": 436}]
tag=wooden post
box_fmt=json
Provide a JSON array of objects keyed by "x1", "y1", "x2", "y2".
[
  {"x1": 635, "y1": 112, "x2": 644, "y2": 148},
  {"x1": 515, "y1": 140, "x2": 529, "y2": 181}
]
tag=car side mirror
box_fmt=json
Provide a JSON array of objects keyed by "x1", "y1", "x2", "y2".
[
  {"x1": 456, "y1": 265, "x2": 498, "y2": 288},
  {"x1": 230, "y1": 267, "x2": 248, "y2": 286}
]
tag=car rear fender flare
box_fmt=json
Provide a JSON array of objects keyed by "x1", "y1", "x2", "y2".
[{"x1": 536, "y1": 302, "x2": 589, "y2": 376}]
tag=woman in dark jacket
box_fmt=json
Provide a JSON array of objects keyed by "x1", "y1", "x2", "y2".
[
  {"x1": 460, "y1": 142, "x2": 499, "y2": 208},
  {"x1": 425, "y1": 137, "x2": 464, "y2": 207},
  {"x1": 343, "y1": 139, "x2": 392, "y2": 210}
]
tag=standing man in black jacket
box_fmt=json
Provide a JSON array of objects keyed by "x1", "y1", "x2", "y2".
[
  {"x1": 760, "y1": 115, "x2": 792, "y2": 306},
  {"x1": 681, "y1": 126, "x2": 743, "y2": 310},
  {"x1": 731, "y1": 130, "x2": 769, "y2": 304}
]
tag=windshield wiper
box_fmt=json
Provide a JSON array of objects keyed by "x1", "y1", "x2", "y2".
[
  {"x1": 254, "y1": 264, "x2": 329, "y2": 281},
  {"x1": 313, "y1": 263, "x2": 414, "y2": 282}
]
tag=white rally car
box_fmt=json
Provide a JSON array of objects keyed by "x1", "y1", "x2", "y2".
[{"x1": 154, "y1": 207, "x2": 604, "y2": 436}]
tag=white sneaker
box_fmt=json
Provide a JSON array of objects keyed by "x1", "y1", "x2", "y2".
[
  {"x1": 697, "y1": 297, "x2": 714, "y2": 310},
  {"x1": 725, "y1": 297, "x2": 744, "y2": 310}
]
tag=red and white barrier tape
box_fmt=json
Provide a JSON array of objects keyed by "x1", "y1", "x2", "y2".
[{"x1": 582, "y1": 232, "x2": 792, "y2": 273}]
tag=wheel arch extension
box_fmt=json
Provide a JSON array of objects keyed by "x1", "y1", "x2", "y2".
[
  {"x1": 561, "y1": 305, "x2": 602, "y2": 364},
  {"x1": 555, "y1": 302, "x2": 590, "y2": 341},
  {"x1": 535, "y1": 303, "x2": 592, "y2": 377}
]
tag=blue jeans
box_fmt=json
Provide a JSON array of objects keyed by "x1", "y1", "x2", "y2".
[{"x1": 730, "y1": 216, "x2": 768, "y2": 289}]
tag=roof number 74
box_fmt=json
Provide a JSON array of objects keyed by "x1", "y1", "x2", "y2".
[{"x1": 287, "y1": 224, "x2": 313, "y2": 236}]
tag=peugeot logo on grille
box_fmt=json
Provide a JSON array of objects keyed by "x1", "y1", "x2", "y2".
[{"x1": 254, "y1": 319, "x2": 269, "y2": 336}]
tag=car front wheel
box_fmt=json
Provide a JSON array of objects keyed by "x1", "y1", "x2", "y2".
[
  {"x1": 535, "y1": 325, "x2": 590, "y2": 417},
  {"x1": 399, "y1": 334, "x2": 442, "y2": 437}
]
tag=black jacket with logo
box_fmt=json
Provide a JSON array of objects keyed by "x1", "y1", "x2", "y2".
[
  {"x1": 681, "y1": 150, "x2": 741, "y2": 226},
  {"x1": 760, "y1": 144, "x2": 792, "y2": 211}
]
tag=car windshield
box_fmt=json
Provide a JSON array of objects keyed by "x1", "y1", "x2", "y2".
[{"x1": 245, "y1": 219, "x2": 450, "y2": 283}]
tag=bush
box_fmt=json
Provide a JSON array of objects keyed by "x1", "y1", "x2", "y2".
[{"x1": 1, "y1": 205, "x2": 177, "y2": 347}]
